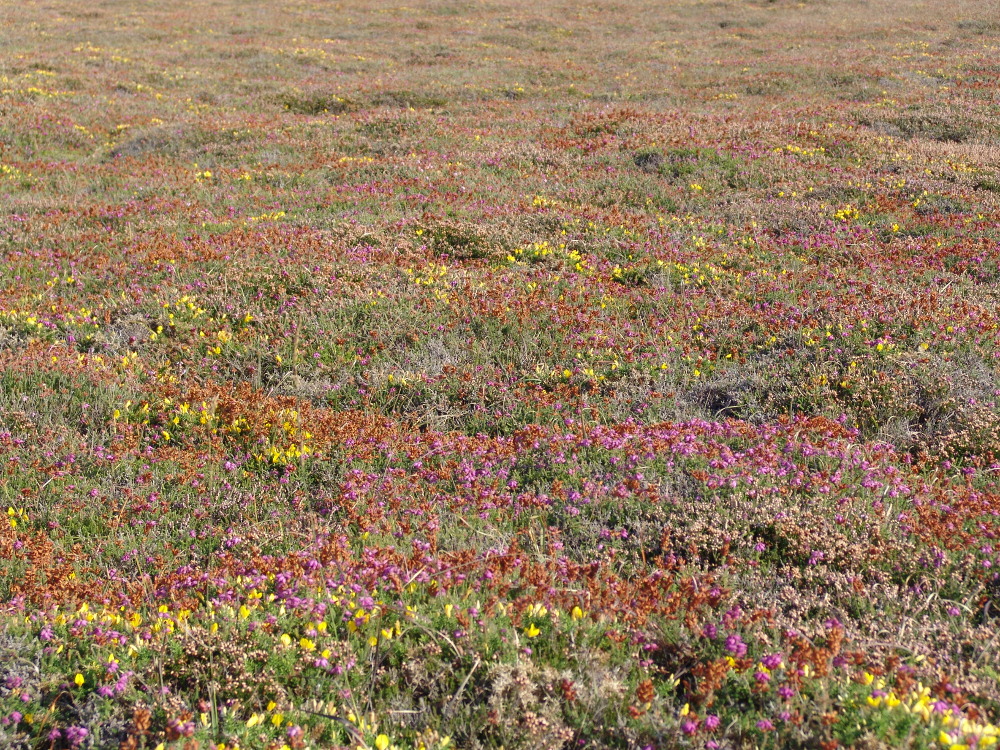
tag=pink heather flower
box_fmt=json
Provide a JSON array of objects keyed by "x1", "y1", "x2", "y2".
[
  {"x1": 761, "y1": 653, "x2": 782, "y2": 670},
  {"x1": 65, "y1": 726, "x2": 89, "y2": 748},
  {"x1": 704, "y1": 715, "x2": 720, "y2": 730},
  {"x1": 114, "y1": 672, "x2": 131, "y2": 694},
  {"x1": 724, "y1": 634, "x2": 747, "y2": 657},
  {"x1": 681, "y1": 720, "x2": 699, "y2": 735},
  {"x1": 754, "y1": 671, "x2": 770, "y2": 683},
  {"x1": 756, "y1": 719, "x2": 774, "y2": 731}
]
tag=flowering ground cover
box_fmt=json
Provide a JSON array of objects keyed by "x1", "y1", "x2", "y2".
[{"x1": 2, "y1": 0, "x2": 1000, "y2": 747}]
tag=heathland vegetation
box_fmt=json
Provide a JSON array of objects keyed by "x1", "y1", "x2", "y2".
[{"x1": 2, "y1": 0, "x2": 1000, "y2": 747}]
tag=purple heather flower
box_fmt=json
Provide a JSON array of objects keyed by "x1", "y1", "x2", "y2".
[
  {"x1": 761, "y1": 653, "x2": 782, "y2": 670},
  {"x1": 756, "y1": 719, "x2": 774, "y2": 731},
  {"x1": 724, "y1": 633, "x2": 747, "y2": 657},
  {"x1": 704, "y1": 715, "x2": 720, "y2": 730},
  {"x1": 65, "y1": 726, "x2": 89, "y2": 748},
  {"x1": 681, "y1": 719, "x2": 699, "y2": 735}
]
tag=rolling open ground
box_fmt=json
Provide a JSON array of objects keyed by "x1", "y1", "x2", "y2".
[{"x1": 2, "y1": 0, "x2": 1000, "y2": 747}]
